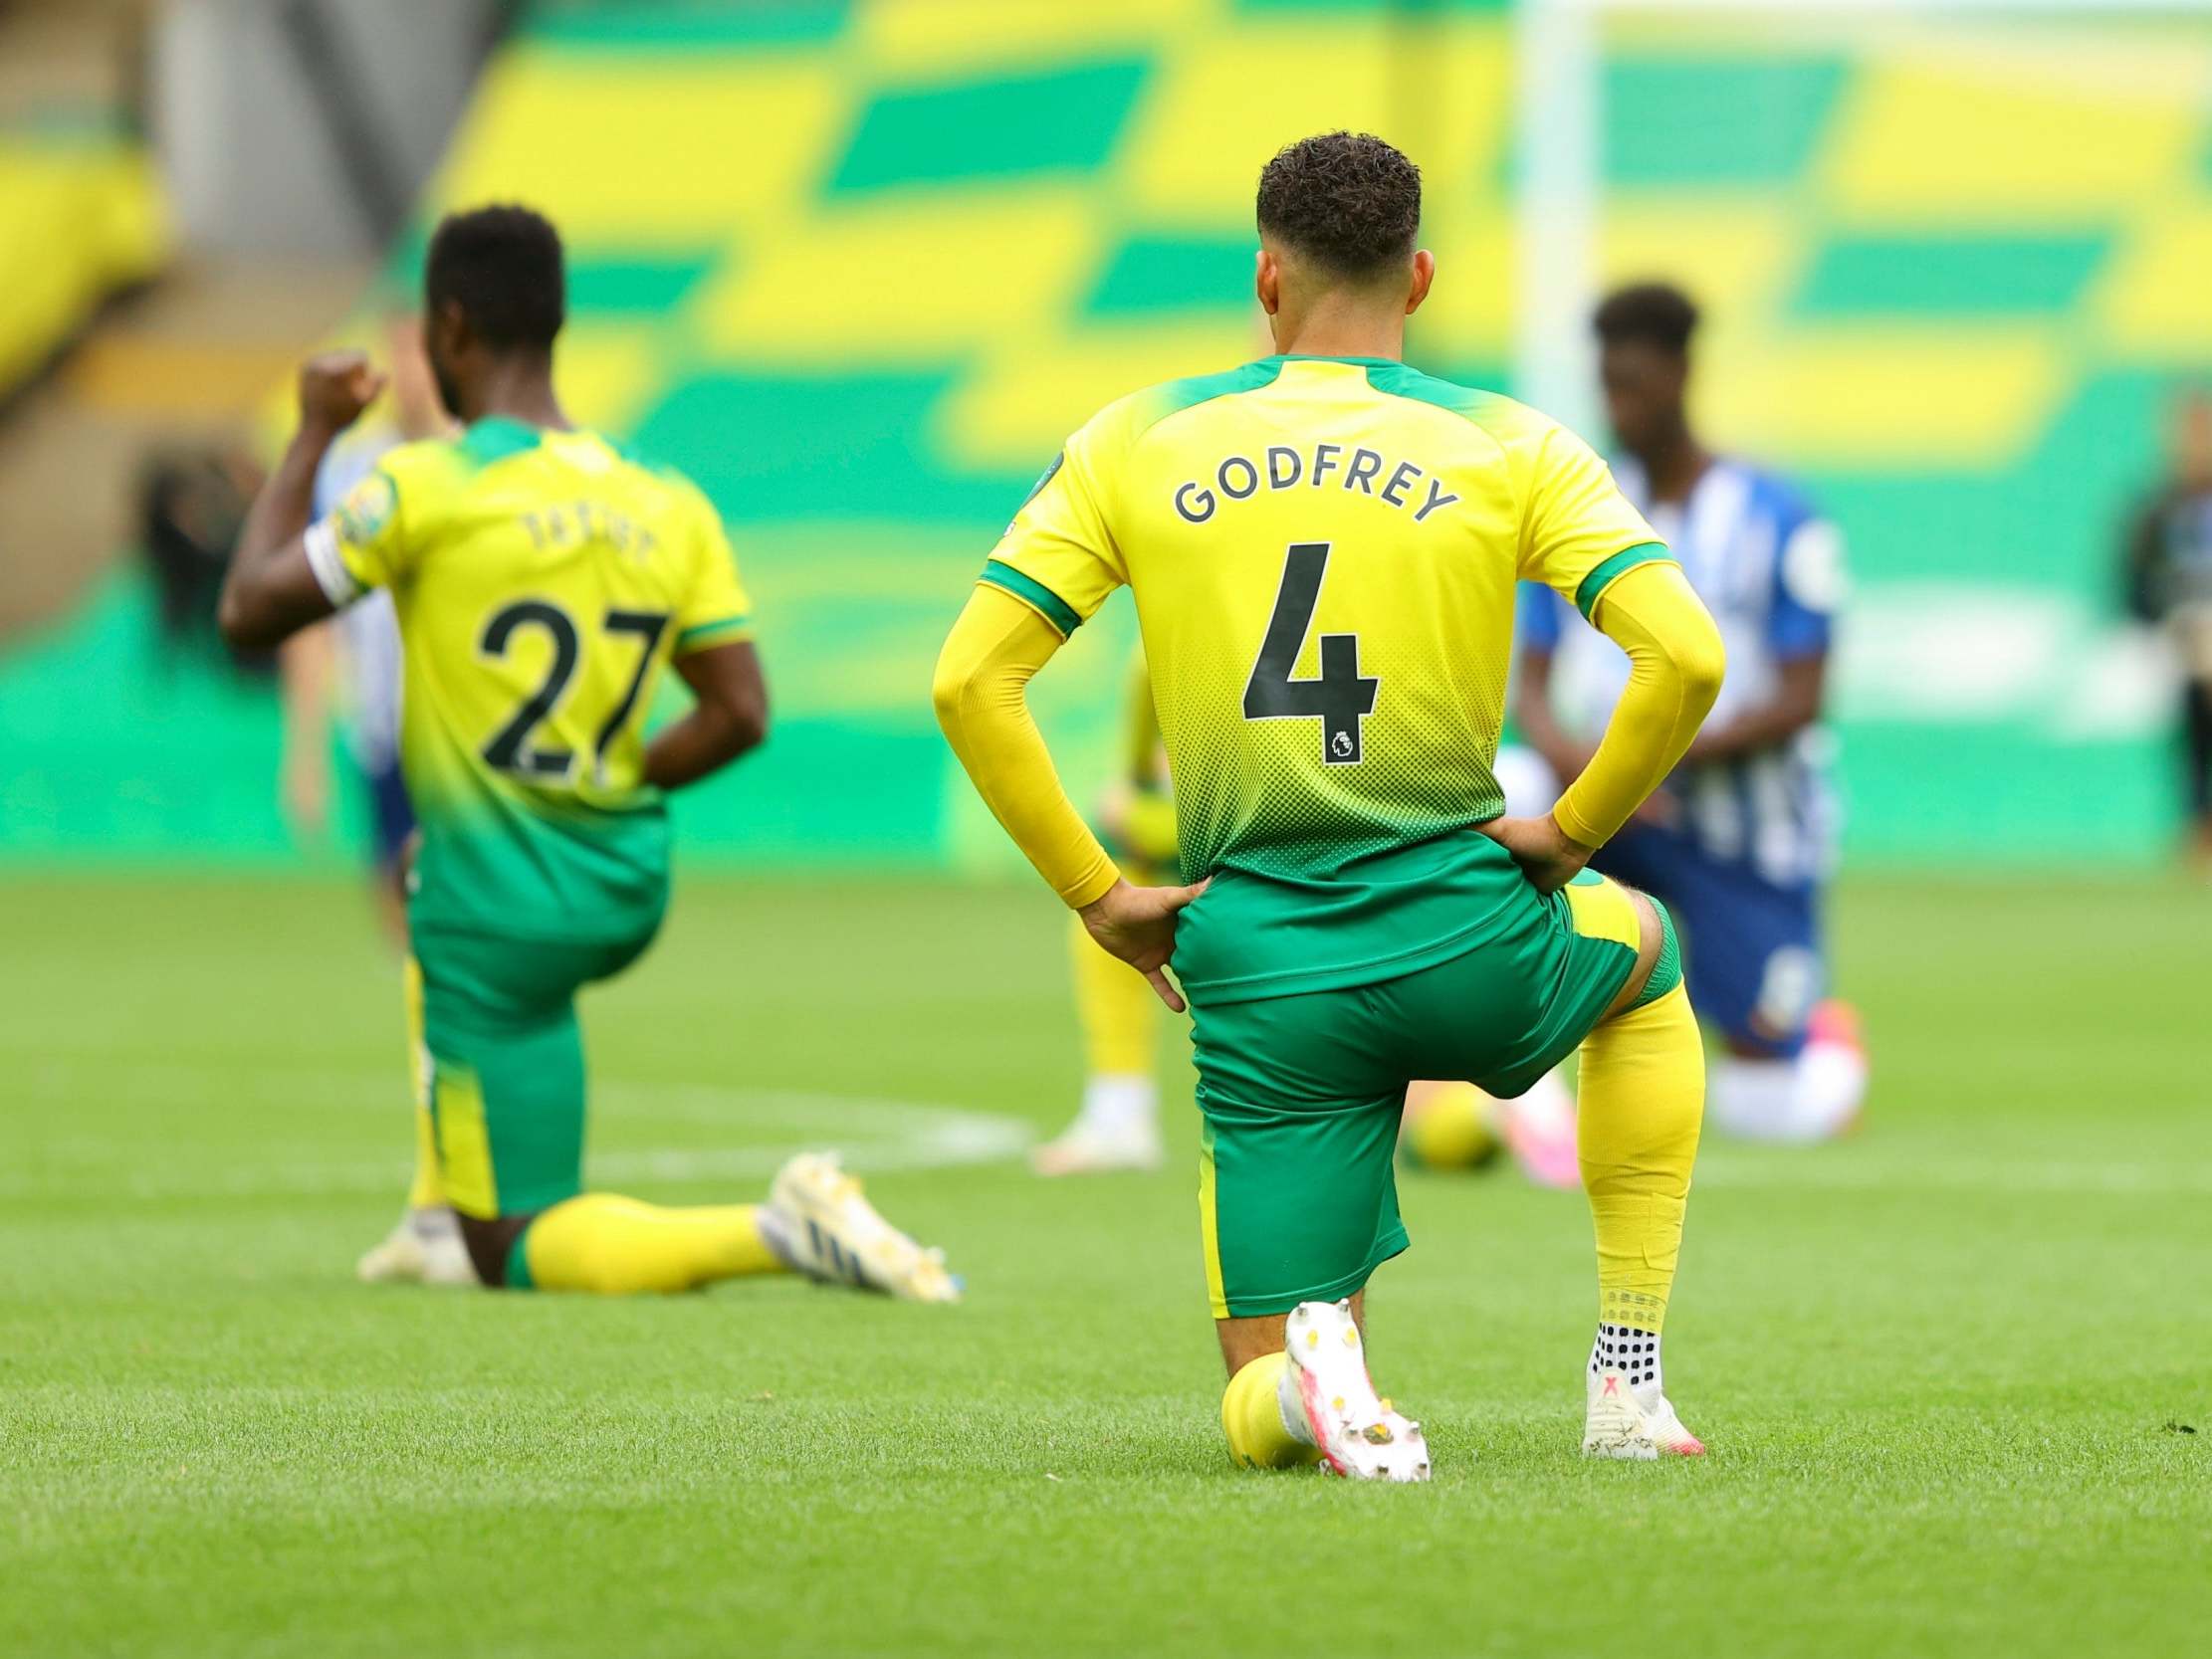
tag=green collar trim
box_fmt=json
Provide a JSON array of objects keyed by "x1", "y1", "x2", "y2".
[
  {"x1": 1258, "y1": 353, "x2": 1404, "y2": 368},
  {"x1": 459, "y1": 416, "x2": 547, "y2": 465}
]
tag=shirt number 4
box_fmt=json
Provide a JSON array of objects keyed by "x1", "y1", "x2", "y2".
[{"x1": 1241, "y1": 541, "x2": 1378, "y2": 766}]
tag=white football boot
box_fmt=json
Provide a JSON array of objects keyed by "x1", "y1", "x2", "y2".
[
  {"x1": 1280, "y1": 1300, "x2": 1432, "y2": 1482},
  {"x1": 1639, "y1": 1390, "x2": 1706, "y2": 1456},
  {"x1": 1582, "y1": 1368, "x2": 1706, "y2": 1459},
  {"x1": 355, "y1": 1207, "x2": 477, "y2": 1287},
  {"x1": 768, "y1": 1151, "x2": 961, "y2": 1303}
]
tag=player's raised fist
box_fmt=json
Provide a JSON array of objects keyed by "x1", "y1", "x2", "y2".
[{"x1": 297, "y1": 350, "x2": 387, "y2": 434}]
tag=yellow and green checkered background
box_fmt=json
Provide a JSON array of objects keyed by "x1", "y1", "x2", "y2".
[{"x1": 5, "y1": 0, "x2": 2206, "y2": 864}]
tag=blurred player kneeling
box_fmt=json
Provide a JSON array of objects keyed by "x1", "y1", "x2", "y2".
[{"x1": 218, "y1": 206, "x2": 957, "y2": 1302}]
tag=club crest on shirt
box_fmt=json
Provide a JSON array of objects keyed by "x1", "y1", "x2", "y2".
[
  {"x1": 1023, "y1": 453, "x2": 1064, "y2": 506},
  {"x1": 337, "y1": 472, "x2": 396, "y2": 543}
]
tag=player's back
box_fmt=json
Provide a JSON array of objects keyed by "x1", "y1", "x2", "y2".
[
  {"x1": 316, "y1": 419, "x2": 752, "y2": 939},
  {"x1": 984, "y1": 353, "x2": 1663, "y2": 1002}
]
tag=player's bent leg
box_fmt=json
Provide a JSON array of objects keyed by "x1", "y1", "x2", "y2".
[
  {"x1": 416, "y1": 941, "x2": 590, "y2": 1287},
  {"x1": 1577, "y1": 890, "x2": 1706, "y2": 1458},
  {"x1": 446, "y1": 1118, "x2": 957, "y2": 1300},
  {"x1": 418, "y1": 942, "x2": 963, "y2": 1300},
  {"x1": 1403, "y1": 870, "x2": 1699, "y2": 1456},
  {"x1": 427, "y1": 1020, "x2": 956, "y2": 1297},
  {"x1": 1193, "y1": 989, "x2": 1427, "y2": 1480}
]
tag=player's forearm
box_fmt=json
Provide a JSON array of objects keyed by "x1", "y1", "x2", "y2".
[
  {"x1": 219, "y1": 422, "x2": 338, "y2": 648},
  {"x1": 1552, "y1": 563, "x2": 1725, "y2": 847},
  {"x1": 649, "y1": 639, "x2": 770, "y2": 790},
  {"x1": 933, "y1": 587, "x2": 1120, "y2": 908}
]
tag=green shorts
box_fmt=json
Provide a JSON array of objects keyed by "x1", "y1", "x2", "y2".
[
  {"x1": 410, "y1": 922, "x2": 658, "y2": 1220},
  {"x1": 1191, "y1": 870, "x2": 1675, "y2": 1319}
]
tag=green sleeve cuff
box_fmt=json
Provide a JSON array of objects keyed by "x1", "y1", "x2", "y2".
[
  {"x1": 674, "y1": 615, "x2": 752, "y2": 652},
  {"x1": 980, "y1": 559, "x2": 1082, "y2": 638},
  {"x1": 1574, "y1": 540, "x2": 1671, "y2": 621}
]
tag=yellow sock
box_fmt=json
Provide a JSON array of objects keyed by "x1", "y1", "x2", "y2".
[
  {"x1": 1221, "y1": 1352, "x2": 1320, "y2": 1469},
  {"x1": 1576, "y1": 981, "x2": 1704, "y2": 1333},
  {"x1": 401, "y1": 955, "x2": 445, "y2": 1211},
  {"x1": 405, "y1": 1100, "x2": 443, "y2": 1210},
  {"x1": 1069, "y1": 911, "x2": 1157, "y2": 1077},
  {"x1": 517, "y1": 1194, "x2": 786, "y2": 1294}
]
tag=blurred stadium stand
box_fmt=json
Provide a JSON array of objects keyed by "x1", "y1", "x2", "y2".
[
  {"x1": 0, "y1": 0, "x2": 2205, "y2": 867},
  {"x1": 0, "y1": 0, "x2": 168, "y2": 635},
  {"x1": 0, "y1": 0, "x2": 164, "y2": 402}
]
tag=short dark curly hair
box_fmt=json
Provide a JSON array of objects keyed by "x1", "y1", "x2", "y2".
[
  {"x1": 425, "y1": 204, "x2": 565, "y2": 351},
  {"x1": 1255, "y1": 131, "x2": 1422, "y2": 282},
  {"x1": 1593, "y1": 282, "x2": 1699, "y2": 358}
]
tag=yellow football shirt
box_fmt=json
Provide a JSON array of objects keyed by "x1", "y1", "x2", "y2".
[
  {"x1": 980, "y1": 353, "x2": 1665, "y2": 1001},
  {"x1": 306, "y1": 417, "x2": 752, "y2": 937}
]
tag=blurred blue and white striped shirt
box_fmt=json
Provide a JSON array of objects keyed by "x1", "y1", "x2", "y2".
[{"x1": 1518, "y1": 457, "x2": 1845, "y2": 889}]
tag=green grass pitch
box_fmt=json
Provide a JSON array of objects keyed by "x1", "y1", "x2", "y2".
[{"x1": 3, "y1": 870, "x2": 2207, "y2": 1657}]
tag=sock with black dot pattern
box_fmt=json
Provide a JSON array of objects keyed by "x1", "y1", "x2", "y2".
[{"x1": 1590, "y1": 1322, "x2": 1663, "y2": 1402}]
